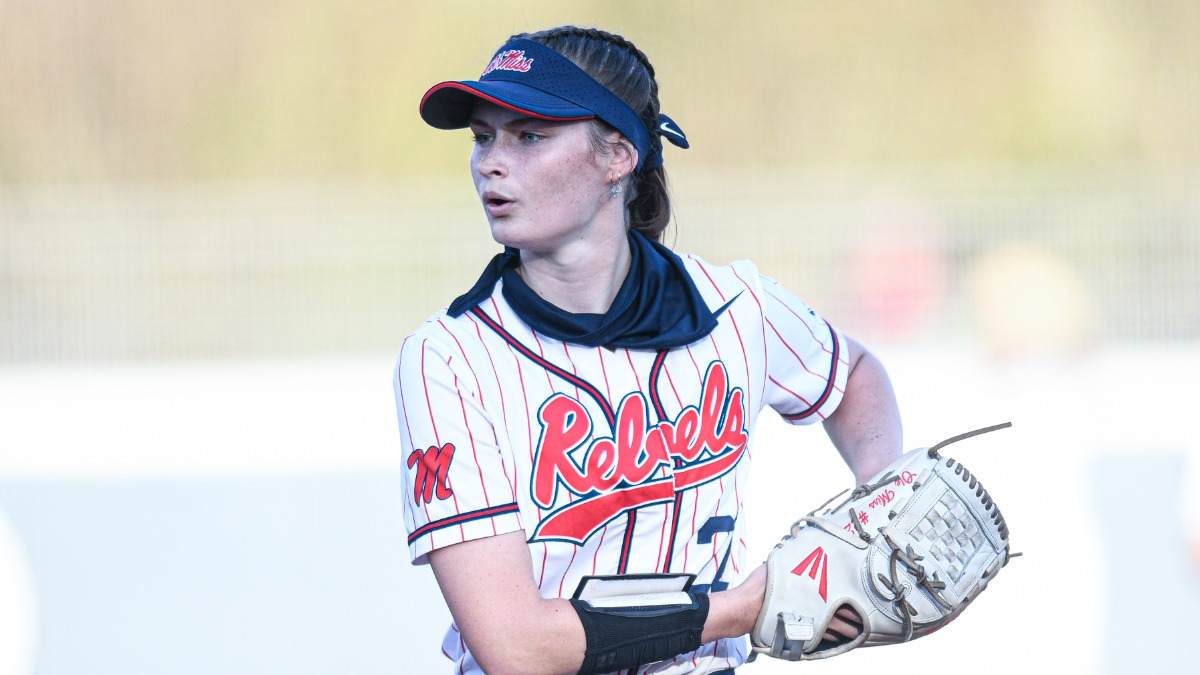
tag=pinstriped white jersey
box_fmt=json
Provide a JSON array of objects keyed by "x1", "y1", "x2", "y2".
[{"x1": 395, "y1": 255, "x2": 849, "y2": 675}]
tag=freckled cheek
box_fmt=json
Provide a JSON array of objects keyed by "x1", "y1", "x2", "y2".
[
  {"x1": 545, "y1": 158, "x2": 603, "y2": 209},
  {"x1": 468, "y1": 150, "x2": 485, "y2": 189},
  {"x1": 538, "y1": 178, "x2": 588, "y2": 219}
]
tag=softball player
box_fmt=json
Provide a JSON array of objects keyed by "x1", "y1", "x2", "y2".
[{"x1": 396, "y1": 26, "x2": 903, "y2": 675}]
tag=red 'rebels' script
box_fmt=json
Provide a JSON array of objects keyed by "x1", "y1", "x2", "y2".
[
  {"x1": 530, "y1": 363, "x2": 747, "y2": 543},
  {"x1": 481, "y1": 50, "x2": 534, "y2": 76}
]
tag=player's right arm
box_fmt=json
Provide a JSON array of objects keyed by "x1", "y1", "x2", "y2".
[
  {"x1": 427, "y1": 532, "x2": 584, "y2": 675},
  {"x1": 396, "y1": 329, "x2": 580, "y2": 673},
  {"x1": 428, "y1": 532, "x2": 768, "y2": 675}
]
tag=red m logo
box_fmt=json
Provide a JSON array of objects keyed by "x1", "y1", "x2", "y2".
[
  {"x1": 407, "y1": 443, "x2": 456, "y2": 507},
  {"x1": 791, "y1": 546, "x2": 829, "y2": 601}
]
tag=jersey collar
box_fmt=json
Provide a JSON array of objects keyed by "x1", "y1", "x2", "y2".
[{"x1": 447, "y1": 230, "x2": 720, "y2": 350}]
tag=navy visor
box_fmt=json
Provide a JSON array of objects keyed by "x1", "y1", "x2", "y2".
[{"x1": 420, "y1": 39, "x2": 686, "y2": 172}]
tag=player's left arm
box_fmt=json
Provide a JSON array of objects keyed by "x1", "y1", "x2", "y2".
[
  {"x1": 822, "y1": 335, "x2": 903, "y2": 485},
  {"x1": 811, "y1": 334, "x2": 903, "y2": 641}
]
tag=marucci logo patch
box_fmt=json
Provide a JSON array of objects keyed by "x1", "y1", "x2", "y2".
[{"x1": 792, "y1": 546, "x2": 829, "y2": 601}]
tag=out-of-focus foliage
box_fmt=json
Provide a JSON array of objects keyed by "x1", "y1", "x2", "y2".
[{"x1": 2, "y1": 0, "x2": 1198, "y2": 184}]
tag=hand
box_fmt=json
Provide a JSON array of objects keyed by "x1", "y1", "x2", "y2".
[{"x1": 822, "y1": 606, "x2": 863, "y2": 643}]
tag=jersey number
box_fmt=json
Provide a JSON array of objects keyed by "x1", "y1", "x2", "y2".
[{"x1": 691, "y1": 515, "x2": 735, "y2": 594}]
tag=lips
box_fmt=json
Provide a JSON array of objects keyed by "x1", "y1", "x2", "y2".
[{"x1": 482, "y1": 191, "x2": 514, "y2": 217}]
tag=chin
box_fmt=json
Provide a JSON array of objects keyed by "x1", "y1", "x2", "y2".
[
  {"x1": 487, "y1": 215, "x2": 576, "y2": 254},
  {"x1": 486, "y1": 218, "x2": 528, "y2": 249}
]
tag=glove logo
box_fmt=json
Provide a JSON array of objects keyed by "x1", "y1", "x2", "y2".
[{"x1": 792, "y1": 546, "x2": 829, "y2": 602}]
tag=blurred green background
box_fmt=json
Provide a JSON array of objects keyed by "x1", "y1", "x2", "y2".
[{"x1": 2, "y1": 0, "x2": 1198, "y2": 361}]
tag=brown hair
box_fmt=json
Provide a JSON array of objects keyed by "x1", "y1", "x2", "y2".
[{"x1": 510, "y1": 26, "x2": 673, "y2": 242}]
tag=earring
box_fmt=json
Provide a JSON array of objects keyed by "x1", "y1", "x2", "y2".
[{"x1": 609, "y1": 171, "x2": 623, "y2": 200}]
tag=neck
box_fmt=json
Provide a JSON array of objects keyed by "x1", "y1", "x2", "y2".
[{"x1": 517, "y1": 229, "x2": 633, "y2": 314}]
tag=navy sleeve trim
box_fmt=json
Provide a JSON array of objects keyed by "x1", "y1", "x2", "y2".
[{"x1": 407, "y1": 502, "x2": 521, "y2": 546}]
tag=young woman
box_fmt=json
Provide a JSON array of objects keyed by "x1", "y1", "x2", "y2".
[{"x1": 396, "y1": 26, "x2": 902, "y2": 675}]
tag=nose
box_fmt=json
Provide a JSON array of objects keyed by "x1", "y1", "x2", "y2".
[{"x1": 474, "y1": 138, "x2": 508, "y2": 178}]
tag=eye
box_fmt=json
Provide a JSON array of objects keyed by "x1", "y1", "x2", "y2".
[
  {"x1": 470, "y1": 132, "x2": 493, "y2": 145},
  {"x1": 520, "y1": 131, "x2": 544, "y2": 143}
]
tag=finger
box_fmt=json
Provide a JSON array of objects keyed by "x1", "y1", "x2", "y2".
[
  {"x1": 834, "y1": 607, "x2": 862, "y2": 624},
  {"x1": 822, "y1": 607, "x2": 864, "y2": 642},
  {"x1": 822, "y1": 617, "x2": 859, "y2": 641}
]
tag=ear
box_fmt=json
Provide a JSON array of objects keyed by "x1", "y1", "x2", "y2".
[{"x1": 608, "y1": 134, "x2": 638, "y2": 179}]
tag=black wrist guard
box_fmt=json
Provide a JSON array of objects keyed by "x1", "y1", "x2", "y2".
[{"x1": 571, "y1": 591, "x2": 709, "y2": 675}]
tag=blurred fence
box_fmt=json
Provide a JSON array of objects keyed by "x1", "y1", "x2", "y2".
[{"x1": 1, "y1": 167, "x2": 1197, "y2": 363}]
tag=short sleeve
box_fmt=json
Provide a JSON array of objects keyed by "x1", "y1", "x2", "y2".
[
  {"x1": 759, "y1": 275, "x2": 849, "y2": 424},
  {"x1": 394, "y1": 331, "x2": 524, "y2": 565}
]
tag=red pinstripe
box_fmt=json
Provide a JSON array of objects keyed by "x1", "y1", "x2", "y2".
[
  {"x1": 683, "y1": 489, "x2": 697, "y2": 574},
  {"x1": 451, "y1": 371, "x2": 494, "y2": 532},
  {"x1": 597, "y1": 346, "x2": 614, "y2": 401},
  {"x1": 557, "y1": 544, "x2": 579, "y2": 597},
  {"x1": 591, "y1": 524, "x2": 608, "y2": 576},
  {"x1": 693, "y1": 258, "x2": 752, "y2": 388},
  {"x1": 419, "y1": 342, "x2": 464, "y2": 541},
  {"x1": 532, "y1": 332, "x2": 557, "y2": 392},
  {"x1": 663, "y1": 361, "x2": 684, "y2": 408},
  {"x1": 397, "y1": 336, "x2": 429, "y2": 537},
  {"x1": 655, "y1": 504, "x2": 669, "y2": 573},
  {"x1": 490, "y1": 302, "x2": 553, "y2": 579},
  {"x1": 561, "y1": 342, "x2": 583, "y2": 400},
  {"x1": 685, "y1": 344, "x2": 703, "y2": 380},
  {"x1": 654, "y1": 356, "x2": 680, "y2": 574},
  {"x1": 467, "y1": 316, "x2": 505, "y2": 417},
  {"x1": 538, "y1": 539, "x2": 549, "y2": 589},
  {"x1": 437, "y1": 319, "x2": 486, "y2": 407},
  {"x1": 625, "y1": 349, "x2": 643, "y2": 390},
  {"x1": 769, "y1": 374, "x2": 815, "y2": 407},
  {"x1": 468, "y1": 316, "x2": 518, "y2": 501},
  {"x1": 731, "y1": 265, "x2": 770, "y2": 405},
  {"x1": 764, "y1": 287, "x2": 838, "y2": 358},
  {"x1": 592, "y1": 347, "x2": 614, "y2": 575},
  {"x1": 765, "y1": 317, "x2": 829, "y2": 381},
  {"x1": 486, "y1": 315, "x2": 541, "y2": 515}
]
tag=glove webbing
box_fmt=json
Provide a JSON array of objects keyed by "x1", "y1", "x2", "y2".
[{"x1": 871, "y1": 532, "x2": 954, "y2": 641}]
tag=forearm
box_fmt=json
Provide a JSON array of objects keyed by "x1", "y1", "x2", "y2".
[
  {"x1": 468, "y1": 577, "x2": 766, "y2": 674},
  {"x1": 702, "y1": 564, "x2": 767, "y2": 644},
  {"x1": 430, "y1": 534, "x2": 585, "y2": 675},
  {"x1": 485, "y1": 597, "x2": 585, "y2": 675},
  {"x1": 823, "y1": 336, "x2": 903, "y2": 484}
]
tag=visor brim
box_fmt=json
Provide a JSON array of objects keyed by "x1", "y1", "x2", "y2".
[{"x1": 420, "y1": 81, "x2": 596, "y2": 129}]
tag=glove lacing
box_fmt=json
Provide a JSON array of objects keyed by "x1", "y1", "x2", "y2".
[{"x1": 874, "y1": 532, "x2": 954, "y2": 641}]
